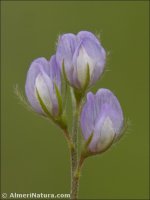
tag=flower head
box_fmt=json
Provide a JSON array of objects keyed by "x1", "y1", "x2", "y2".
[
  {"x1": 56, "y1": 31, "x2": 106, "y2": 90},
  {"x1": 25, "y1": 56, "x2": 62, "y2": 118},
  {"x1": 80, "y1": 89, "x2": 124, "y2": 153}
]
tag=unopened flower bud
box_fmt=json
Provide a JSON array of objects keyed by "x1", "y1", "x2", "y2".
[
  {"x1": 56, "y1": 31, "x2": 106, "y2": 90},
  {"x1": 25, "y1": 56, "x2": 62, "y2": 118},
  {"x1": 80, "y1": 89, "x2": 124, "y2": 154}
]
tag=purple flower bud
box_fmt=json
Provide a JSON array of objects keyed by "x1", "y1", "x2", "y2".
[
  {"x1": 25, "y1": 55, "x2": 61, "y2": 117},
  {"x1": 56, "y1": 31, "x2": 106, "y2": 90},
  {"x1": 80, "y1": 89, "x2": 124, "y2": 153}
]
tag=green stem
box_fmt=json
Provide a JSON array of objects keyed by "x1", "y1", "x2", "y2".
[
  {"x1": 71, "y1": 153, "x2": 85, "y2": 200},
  {"x1": 70, "y1": 89, "x2": 82, "y2": 200},
  {"x1": 62, "y1": 128, "x2": 74, "y2": 149}
]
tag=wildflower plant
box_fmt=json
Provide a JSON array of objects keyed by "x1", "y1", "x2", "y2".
[{"x1": 17, "y1": 31, "x2": 126, "y2": 199}]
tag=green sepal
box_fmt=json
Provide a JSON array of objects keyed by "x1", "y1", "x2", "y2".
[
  {"x1": 62, "y1": 61, "x2": 91, "y2": 108},
  {"x1": 56, "y1": 113, "x2": 67, "y2": 130},
  {"x1": 81, "y1": 131, "x2": 116, "y2": 158},
  {"x1": 72, "y1": 64, "x2": 90, "y2": 105},
  {"x1": 36, "y1": 87, "x2": 67, "y2": 130},
  {"x1": 61, "y1": 61, "x2": 68, "y2": 110},
  {"x1": 82, "y1": 63, "x2": 90, "y2": 91},
  {"x1": 84, "y1": 132, "x2": 94, "y2": 149},
  {"x1": 73, "y1": 88, "x2": 84, "y2": 105},
  {"x1": 36, "y1": 88, "x2": 53, "y2": 119},
  {"x1": 62, "y1": 60, "x2": 70, "y2": 84},
  {"x1": 14, "y1": 84, "x2": 34, "y2": 113},
  {"x1": 81, "y1": 132, "x2": 94, "y2": 158},
  {"x1": 54, "y1": 82, "x2": 63, "y2": 116}
]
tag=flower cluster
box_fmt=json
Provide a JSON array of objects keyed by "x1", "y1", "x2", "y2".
[{"x1": 25, "y1": 31, "x2": 124, "y2": 154}]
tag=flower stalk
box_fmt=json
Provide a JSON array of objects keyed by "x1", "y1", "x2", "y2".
[
  {"x1": 71, "y1": 153, "x2": 86, "y2": 200},
  {"x1": 70, "y1": 88, "x2": 83, "y2": 200}
]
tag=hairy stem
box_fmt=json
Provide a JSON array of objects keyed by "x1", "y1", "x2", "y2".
[
  {"x1": 71, "y1": 153, "x2": 85, "y2": 200},
  {"x1": 62, "y1": 128, "x2": 74, "y2": 149},
  {"x1": 70, "y1": 88, "x2": 82, "y2": 200}
]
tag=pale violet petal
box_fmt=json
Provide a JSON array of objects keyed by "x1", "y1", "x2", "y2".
[
  {"x1": 73, "y1": 44, "x2": 94, "y2": 88},
  {"x1": 96, "y1": 117, "x2": 115, "y2": 152},
  {"x1": 35, "y1": 73, "x2": 53, "y2": 114},
  {"x1": 81, "y1": 38, "x2": 106, "y2": 85},
  {"x1": 95, "y1": 88, "x2": 124, "y2": 136},
  {"x1": 80, "y1": 88, "x2": 124, "y2": 153},
  {"x1": 56, "y1": 33, "x2": 77, "y2": 84},
  {"x1": 49, "y1": 55, "x2": 61, "y2": 91},
  {"x1": 80, "y1": 92, "x2": 95, "y2": 140},
  {"x1": 77, "y1": 31, "x2": 100, "y2": 45},
  {"x1": 25, "y1": 57, "x2": 49, "y2": 114}
]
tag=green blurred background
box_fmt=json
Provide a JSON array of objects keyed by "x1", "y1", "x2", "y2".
[{"x1": 1, "y1": 1, "x2": 149, "y2": 199}]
